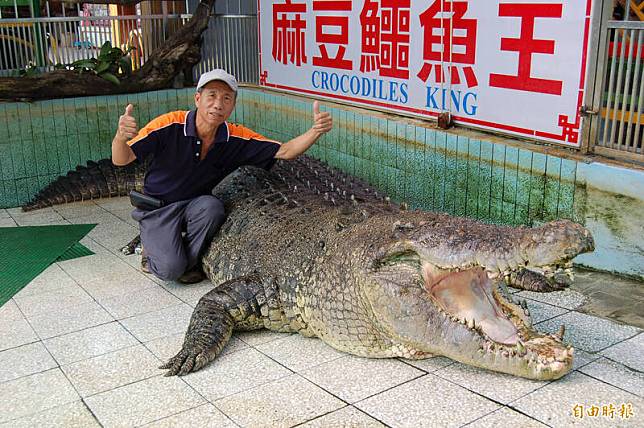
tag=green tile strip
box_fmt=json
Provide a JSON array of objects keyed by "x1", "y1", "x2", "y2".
[{"x1": 0, "y1": 224, "x2": 96, "y2": 308}]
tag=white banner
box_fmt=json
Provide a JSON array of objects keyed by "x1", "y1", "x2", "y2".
[{"x1": 258, "y1": 0, "x2": 593, "y2": 146}]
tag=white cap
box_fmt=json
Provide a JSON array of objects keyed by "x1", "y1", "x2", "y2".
[{"x1": 196, "y1": 69, "x2": 238, "y2": 92}]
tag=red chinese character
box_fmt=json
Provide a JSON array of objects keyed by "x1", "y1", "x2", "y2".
[
  {"x1": 313, "y1": 0, "x2": 352, "y2": 70},
  {"x1": 488, "y1": 3, "x2": 563, "y2": 95},
  {"x1": 417, "y1": 1, "x2": 478, "y2": 87},
  {"x1": 359, "y1": 0, "x2": 380, "y2": 73},
  {"x1": 272, "y1": 0, "x2": 308, "y2": 66},
  {"x1": 380, "y1": 0, "x2": 410, "y2": 79}
]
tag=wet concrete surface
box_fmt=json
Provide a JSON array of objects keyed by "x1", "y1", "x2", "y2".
[{"x1": 572, "y1": 268, "x2": 644, "y2": 329}]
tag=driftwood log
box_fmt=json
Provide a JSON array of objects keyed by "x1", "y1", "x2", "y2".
[{"x1": 0, "y1": 0, "x2": 216, "y2": 101}]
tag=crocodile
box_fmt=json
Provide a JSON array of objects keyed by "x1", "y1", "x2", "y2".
[{"x1": 23, "y1": 156, "x2": 594, "y2": 380}]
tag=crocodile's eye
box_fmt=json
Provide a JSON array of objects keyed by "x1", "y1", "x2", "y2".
[{"x1": 374, "y1": 250, "x2": 420, "y2": 269}]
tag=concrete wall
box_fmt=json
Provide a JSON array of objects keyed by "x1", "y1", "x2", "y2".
[
  {"x1": 0, "y1": 87, "x2": 641, "y2": 278},
  {"x1": 574, "y1": 164, "x2": 644, "y2": 278}
]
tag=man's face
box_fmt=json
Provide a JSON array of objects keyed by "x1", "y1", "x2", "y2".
[{"x1": 194, "y1": 80, "x2": 236, "y2": 128}]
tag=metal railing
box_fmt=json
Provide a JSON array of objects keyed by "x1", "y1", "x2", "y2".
[
  {"x1": 595, "y1": 20, "x2": 643, "y2": 161},
  {"x1": 194, "y1": 14, "x2": 259, "y2": 84},
  {"x1": 0, "y1": 0, "x2": 189, "y2": 19},
  {"x1": 0, "y1": 14, "x2": 187, "y2": 74},
  {"x1": 0, "y1": 13, "x2": 260, "y2": 83}
]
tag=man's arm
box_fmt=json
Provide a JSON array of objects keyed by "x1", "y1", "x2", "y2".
[
  {"x1": 275, "y1": 101, "x2": 332, "y2": 160},
  {"x1": 112, "y1": 104, "x2": 138, "y2": 166}
]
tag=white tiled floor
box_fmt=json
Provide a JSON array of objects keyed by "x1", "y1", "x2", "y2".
[{"x1": 1, "y1": 198, "x2": 642, "y2": 427}]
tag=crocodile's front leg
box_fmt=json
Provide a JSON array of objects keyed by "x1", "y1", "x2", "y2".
[
  {"x1": 160, "y1": 274, "x2": 269, "y2": 376},
  {"x1": 506, "y1": 268, "x2": 569, "y2": 292}
]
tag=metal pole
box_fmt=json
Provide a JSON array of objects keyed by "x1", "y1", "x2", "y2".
[
  {"x1": 616, "y1": 28, "x2": 636, "y2": 149},
  {"x1": 624, "y1": 30, "x2": 642, "y2": 151}
]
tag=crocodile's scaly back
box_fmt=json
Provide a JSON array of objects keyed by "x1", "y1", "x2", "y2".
[{"x1": 21, "y1": 159, "x2": 146, "y2": 211}]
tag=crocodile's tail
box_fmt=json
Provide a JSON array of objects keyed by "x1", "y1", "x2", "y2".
[{"x1": 22, "y1": 158, "x2": 146, "y2": 212}]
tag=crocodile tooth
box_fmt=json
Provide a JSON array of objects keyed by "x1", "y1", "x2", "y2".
[
  {"x1": 516, "y1": 341, "x2": 526, "y2": 356},
  {"x1": 556, "y1": 349, "x2": 569, "y2": 362},
  {"x1": 468, "y1": 319, "x2": 475, "y2": 329},
  {"x1": 554, "y1": 325, "x2": 566, "y2": 341}
]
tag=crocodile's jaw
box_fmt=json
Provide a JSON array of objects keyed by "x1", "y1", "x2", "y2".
[
  {"x1": 367, "y1": 254, "x2": 573, "y2": 380},
  {"x1": 425, "y1": 267, "x2": 573, "y2": 380},
  {"x1": 398, "y1": 216, "x2": 595, "y2": 276},
  {"x1": 521, "y1": 219, "x2": 595, "y2": 268}
]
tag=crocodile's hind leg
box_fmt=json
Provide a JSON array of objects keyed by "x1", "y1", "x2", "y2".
[{"x1": 160, "y1": 274, "x2": 270, "y2": 376}]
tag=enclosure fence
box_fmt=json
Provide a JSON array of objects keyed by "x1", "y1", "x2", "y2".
[{"x1": 593, "y1": 19, "x2": 643, "y2": 163}]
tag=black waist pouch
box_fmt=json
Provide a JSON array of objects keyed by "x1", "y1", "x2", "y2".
[{"x1": 129, "y1": 190, "x2": 164, "y2": 211}]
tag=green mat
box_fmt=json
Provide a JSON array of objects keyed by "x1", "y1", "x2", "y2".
[
  {"x1": 56, "y1": 242, "x2": 95, "y2": 262},
  {"x1": 0, "y1": 224, "x2": 96, "y2": 308}
]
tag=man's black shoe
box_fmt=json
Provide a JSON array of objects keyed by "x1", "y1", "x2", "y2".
[{"x1": 141, "y1": 248, "x2": 150, "y2": 274}]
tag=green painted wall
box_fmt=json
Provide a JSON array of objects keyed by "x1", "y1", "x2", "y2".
[
  {"x1": 1, "y1": 87, "x2": 641, "y2": 277},
  {"x1": 0, "y1": 89, "x2": 196, "y2": 207},
  {"x1": 0, "y1": 87, "x2": 578, "y2": 225},
  {"x1": 238, "y1": 89, "x2": 580, "y2": 228}
]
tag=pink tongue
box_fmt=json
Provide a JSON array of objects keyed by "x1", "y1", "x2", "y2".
[{"x1": 426, "y1": 267, "x2": 519, "y2": 345}]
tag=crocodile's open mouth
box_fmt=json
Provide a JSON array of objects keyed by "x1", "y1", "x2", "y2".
[
  {"x1": 424, "y1": 265, "x2": 520, "y2": 345},
  {"x1": 373, "y1": 248, "x2": 574, "y2": 379},
  {"x1": 422, "y1": 261, "x2": 573, "y2": 378}
]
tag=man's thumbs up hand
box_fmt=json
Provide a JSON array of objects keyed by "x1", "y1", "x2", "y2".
[
  {"x1": 117, "y1": 103, "x2": 139, "y2": 142},
  {"x1": 312, "y1": 101, "x2": 332, "y2": 136}
]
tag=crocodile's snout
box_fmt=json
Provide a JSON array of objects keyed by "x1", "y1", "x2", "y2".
[{"x1": 525, "y1": 219, "x2": 595, "y2": 265}]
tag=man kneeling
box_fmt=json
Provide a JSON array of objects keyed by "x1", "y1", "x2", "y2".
[{"x1": 111, "y1": 69, "x2": 332, "y2": 283}]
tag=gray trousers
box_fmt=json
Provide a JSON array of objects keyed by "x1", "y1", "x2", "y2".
[{"x1": 132, "y1": 195, "x2": 226, "y2": 281}]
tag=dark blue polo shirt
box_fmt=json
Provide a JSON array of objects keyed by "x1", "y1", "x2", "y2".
[{"x1": 127, "y1": 110, "x2": 280, "y2": 204}]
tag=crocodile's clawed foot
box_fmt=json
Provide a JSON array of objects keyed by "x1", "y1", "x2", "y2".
[
  {"x1": 506, "y1": 268, "x2": 571, "y2": 293},
  {"x1": 160, "y1": 345, "x2": 210, "y2": 376}
]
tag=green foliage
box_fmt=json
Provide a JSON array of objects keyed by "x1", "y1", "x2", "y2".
[
  {"x1": 14, "y1": 62, "x2": 40, "y2": 77},
  {"x1": 65, "y1": 41, "x2": 133, "y2": 85}
]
